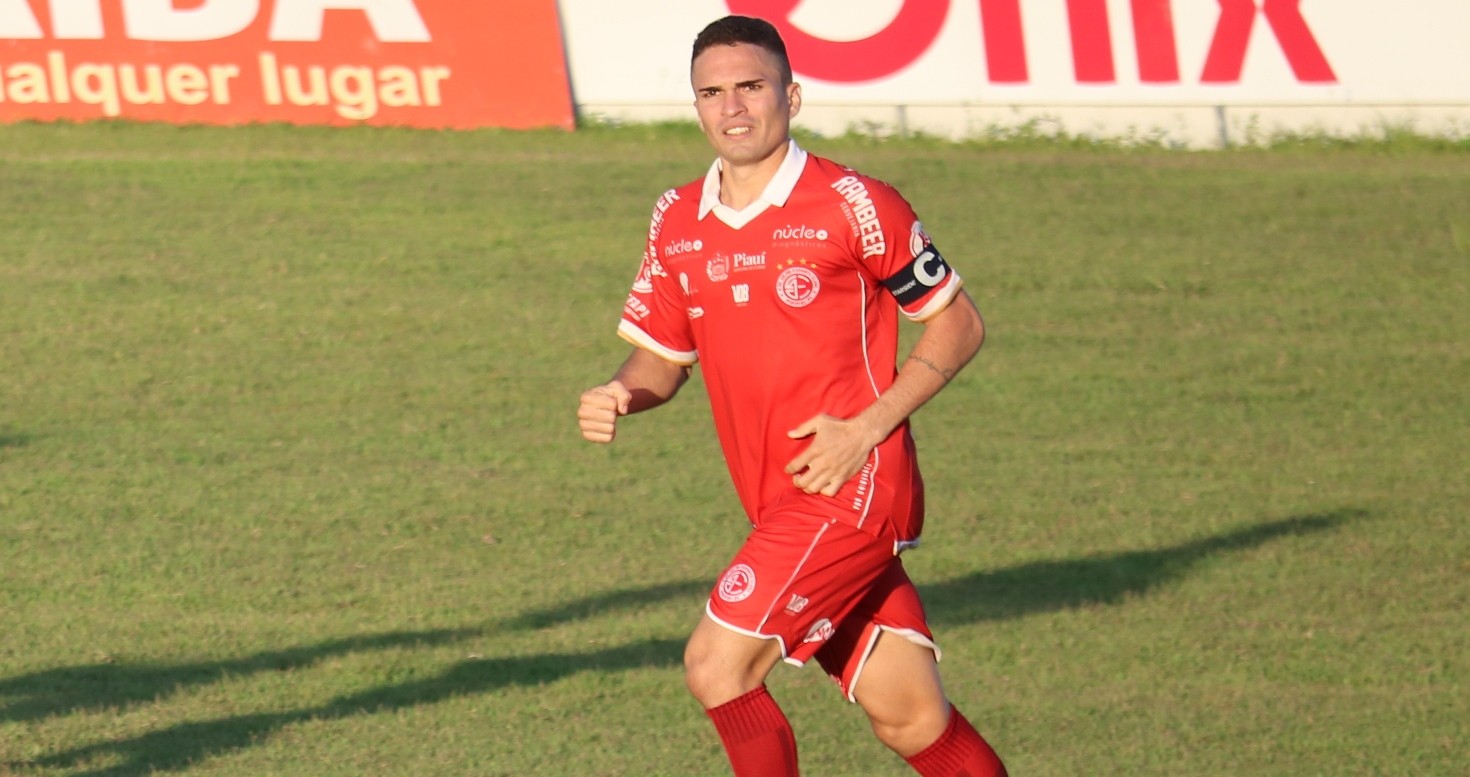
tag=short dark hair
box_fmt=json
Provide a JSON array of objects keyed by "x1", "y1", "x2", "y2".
[{"x1": 691, "y1": 15, "x2": 793, "y2": 85}]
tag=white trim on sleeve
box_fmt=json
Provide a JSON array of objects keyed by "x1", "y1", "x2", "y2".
[{"x1": 617, "y1": 320, "x2": 698, "y2": 366}]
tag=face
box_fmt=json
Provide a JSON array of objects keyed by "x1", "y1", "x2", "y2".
[{"x1": 691, "y1": 42, "x2": 801, "y2": 170}]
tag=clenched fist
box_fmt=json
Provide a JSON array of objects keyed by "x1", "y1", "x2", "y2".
[{"x1": 577, "y1": 380, "x2": 632, "y2": 443}]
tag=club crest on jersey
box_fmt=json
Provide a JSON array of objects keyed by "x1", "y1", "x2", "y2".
[
  {"x1": 775, "y1": 262, "x2": 820, "y2": 308},
  {"x1": 707, "y1": 253, "x2": 730, "y2": 282},
  {"x1": 718, "y1": 564, "x2": 756, "y2": 603}
]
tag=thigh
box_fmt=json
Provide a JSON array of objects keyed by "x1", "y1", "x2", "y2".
[
  {"x1": 851, "y1": 631, "x2": 952, "y2": 757},
  {"x1": 852, "y1": 630, "x2": 947, "y2": 723},
  {"x1": 814, "y1": 559, "x2": 940, "y2": 702}
]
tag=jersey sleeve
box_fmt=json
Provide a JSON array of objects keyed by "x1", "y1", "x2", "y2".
[
  {"x1": 862, "y1": 183, "x2": 964, "y2": 322},
  {"x1": 617, "y1": 190, "x2": 698, "y2": 365}
]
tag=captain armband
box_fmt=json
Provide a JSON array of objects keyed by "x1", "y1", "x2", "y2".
[{"x1": 881, "y1": 244, "x2": 953, "y2": 306}]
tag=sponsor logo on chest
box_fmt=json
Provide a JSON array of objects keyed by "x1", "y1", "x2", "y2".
[
  {"x1": 705, "y1": 250, "x2": 766, "y2": 283},
  {"x1": 771, "y1": 224, "x2": 830, "y2": 247},
  {"x1": 664, "y1": 237, "x2": 704, "y2": 258},
  {"x1": 733, "y1": 251, "x2": 767, "y2": 272}
]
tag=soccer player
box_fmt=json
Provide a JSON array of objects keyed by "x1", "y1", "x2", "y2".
[{"x1": 576, "y1": 15, "x2": 1007, "y2": 777}]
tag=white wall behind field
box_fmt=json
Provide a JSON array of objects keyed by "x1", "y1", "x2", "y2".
[{"x1": 559, "y1": 0, "x2": 1470, "y2": 147}]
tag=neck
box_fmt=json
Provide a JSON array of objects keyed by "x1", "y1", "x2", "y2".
[{"x1": 718, "y1": 141, "x2": 791, "y2": 210}]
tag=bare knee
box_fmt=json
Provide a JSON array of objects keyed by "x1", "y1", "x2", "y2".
[
  {"x1": 683, "y1": 639, "x2": 746, "y2": 706},
  {"x1": 868, "y1": 702, "x2": 950, "y2": 757},
  {"x1": 683, "y1": 617, "x2": 782, "y2": 708}
]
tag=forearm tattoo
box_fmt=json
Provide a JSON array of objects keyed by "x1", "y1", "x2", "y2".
[{"x1": 908, "y1": 354, "x2": 957, "y2": 382}]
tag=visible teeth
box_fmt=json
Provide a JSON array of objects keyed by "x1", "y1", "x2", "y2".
[{"x1": 727, "y1": 127, "x2": 751, "y2": 135}]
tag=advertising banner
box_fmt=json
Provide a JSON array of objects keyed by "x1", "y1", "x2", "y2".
[
  {"x1": 561, "y1": 0, "x2": 1470, "y2": 105},
  {"x1": 0, "y1": 0, "x2": 575, "y2": 129},
  {"x1": 559, "y1": 0, "x2": 1470, "y2": 144}
]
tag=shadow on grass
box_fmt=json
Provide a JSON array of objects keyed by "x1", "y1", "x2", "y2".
[
  {"x1": 0, "y1": 629, "x2": 478, "y2": 726},
  {"x1": 922, "y1": 510, "x2": 1360, "y2": 626},
  {"x1": 22, "y1": 638, "x2": 685, "y2": 777},
  {"x1": 503, "y1": 579, "x2": 710, "y2": 630},
  {"x1": 497, "y1": 511, "x2": 1360, "y2": 632},
  {"x1": 5, "y1": 510, "x2": 1355, "y2": 775}
]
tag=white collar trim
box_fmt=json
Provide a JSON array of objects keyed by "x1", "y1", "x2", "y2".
[{"x1": 698, "y1": 140, "x2": 808, "y2": 228}]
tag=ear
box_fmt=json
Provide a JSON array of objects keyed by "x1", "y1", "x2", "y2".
[{"x1": 787, "y1": 81, "x2": 802, "y2": 119}]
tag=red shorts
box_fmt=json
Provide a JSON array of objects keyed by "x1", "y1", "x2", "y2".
[{"x1": 705, "y1": 507, "x2": 939, "y2": 702}]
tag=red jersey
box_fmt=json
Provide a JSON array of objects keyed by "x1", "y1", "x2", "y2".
[{"x1": 618, "y1": 142, "x2": 963, "y2": 544}]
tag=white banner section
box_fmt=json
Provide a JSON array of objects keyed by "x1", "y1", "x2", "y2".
[{"x1": 558, "y1": 0, "x2": 1470, "y2": 147}]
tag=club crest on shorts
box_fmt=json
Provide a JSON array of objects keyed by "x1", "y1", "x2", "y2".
[{"x1": 718, "y1": 563, "x2": 756, "y2": 603}]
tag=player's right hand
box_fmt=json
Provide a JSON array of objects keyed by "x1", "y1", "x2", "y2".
[{"x1": 577, "y1": 380, "x2": 632, "y2": 443}]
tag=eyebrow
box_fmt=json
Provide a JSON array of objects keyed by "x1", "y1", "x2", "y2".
[{"x1": 699, "y1": 78, "x2": 767, "y2": 93}]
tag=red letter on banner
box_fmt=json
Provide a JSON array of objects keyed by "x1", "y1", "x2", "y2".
[
  {"x1": 1201, "y1": 0, "x2": 1253, "y2": 82},
  {"x1": 1066, "y1": 0, "x2": 1114, "y2": 83},
  {"x1": 1131, "y1": 0, "x2": 1179, "y2": 83},
  {"x1": 727, "y1": 0, "x2": 948, "y2": 83},
  {"x1": 1202, "y1": 0, "x2": 1336, "y2": 83},
  {"x1": 978, "y1": 0, "x2": 1027, "y2": 83},
  {"x1": 1262, "y1": 0, "x2": 1336, "y2": 82}
]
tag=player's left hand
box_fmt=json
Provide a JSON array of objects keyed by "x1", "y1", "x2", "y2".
[{"x1": 784, "y1": 414, "x2": 883, "y2": 497}]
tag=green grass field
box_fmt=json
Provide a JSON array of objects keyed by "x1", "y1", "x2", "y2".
[{"x1": 1, "y1": 121, "x2": 1467, "y2": 776}]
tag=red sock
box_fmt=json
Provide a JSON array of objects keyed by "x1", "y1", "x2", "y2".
[
  {"x1": 705, "y1": 685, "x2": 800, "y2": 777},
  {"x1": 904, "y1": 706, "x2": 1007, "y2": 777}
]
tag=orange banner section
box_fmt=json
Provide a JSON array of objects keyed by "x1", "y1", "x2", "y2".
[{"x1": 0, "y1": 0, "x2": 574, "y2": 130}]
